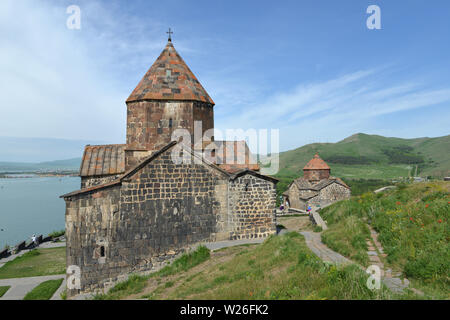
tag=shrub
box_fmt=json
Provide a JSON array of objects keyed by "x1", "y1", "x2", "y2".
[{"x1": 48, "y1": 230, "x2": 65, "y2": 238}]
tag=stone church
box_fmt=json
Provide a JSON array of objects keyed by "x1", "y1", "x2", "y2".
[
  {"x1": 283, "y1": 153, "x2": 351, "y2": 210},
  {"x1": 61, "y1": 37, "x2": 277, "y2": 297}
]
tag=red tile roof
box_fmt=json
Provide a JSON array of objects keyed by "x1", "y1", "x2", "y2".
[
  {"x1": 303, "y1": 153, "x2": 330, "y2": 170},
  {"x1": 126, "y1": 40, "x2": 214, "y2": 105},
  {"x1": 80, "y1": 144, "x2": 126, "y2": 177}
]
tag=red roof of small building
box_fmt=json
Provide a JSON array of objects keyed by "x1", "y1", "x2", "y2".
[
  {"x1": 126, "y1": 40, "x2": 214, "y2": 105},
  {"x1": 303, "y1": 153, "x2": 330, "y2": 170}
]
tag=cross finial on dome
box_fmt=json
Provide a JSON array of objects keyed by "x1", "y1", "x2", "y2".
[{"x1": 166, "y1": 28, "x2": 173, "y2": 42}]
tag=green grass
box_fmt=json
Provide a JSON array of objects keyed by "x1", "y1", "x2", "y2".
[
  {"x1": 23, "y1": 279, "x2": 63, "y2": 300},
  {"x1": 155, "y1": 232, "x2": 398, "y2": 300},
  {"x1": 48, "y1": 230, "x2": 65, "y2": 238},
  {"x1": 321, "y1": 208, "x2": 370, "y2": 266},
  {"x1": 0, "y1": 285, "x2": 10, "y2": 297},
  {"x1": 342, "y1": 179, "x2": 394, "y2": 196},
  {"x1": 93, "y1": 245, "x2": 211, "y2": 300},
  {"x1": 313, "y1": 225, "x2": 323, "y2": 233},
  {"x1": 93, "y1": 232, "x2": 427, "y2": 300},
  {"x1": 0, "y1": 247, "x2": 66, "y2": 279},
  {"x1": 320, "y1": 181, "x2": 450, "y2": 298},
  {"x1": 156, "y1": 245, "x2": 210, "y2": 277}
]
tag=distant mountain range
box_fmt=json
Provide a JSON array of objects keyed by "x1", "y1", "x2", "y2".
[
  {"x1": 0, "y1": 136, "x2": 108, "y2": 163},
  {"x1": 0, "y1": 136, "x2": 109, "y2": 172},
  {"x1": 1, "y1": 134, "x2": 449, "y2": 177},
  {"x1": 277, "y1": 133, "x2": 450, "y2": 179},
  {"x1": 0, "y1": 158, "x2": 81, "y2": 172}
]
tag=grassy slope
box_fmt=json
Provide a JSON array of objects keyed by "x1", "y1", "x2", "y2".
[
  {"x1": 0, "y1": 285, "x2": 10, "y2": 297},
  {"x1": 23, "y1": 279, "x2": 63, "y2": 300},
  {"x1": 0, "y1": 247, "x2": 66, "y2": 279},
  {"x1": 320, "y1": 181, "x2": 450, "y2": 299},
  {"x1": 276, "y1": 133, "x2": 450, "y2": 180},
  {"x1": 101, "y1": 233, "x2": 416, "y2": 300},
  {"x1": 94, "y1": 246, "x2": 211, "y2": 300}
]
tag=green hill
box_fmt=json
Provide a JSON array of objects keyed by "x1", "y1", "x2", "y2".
[{"x1": 277, "y1": 133, "x2": 450, "y2": 180}]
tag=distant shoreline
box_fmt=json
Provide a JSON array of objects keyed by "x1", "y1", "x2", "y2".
[{"x1": 0, "y1": 172, "x2": 78, "y2": 178}]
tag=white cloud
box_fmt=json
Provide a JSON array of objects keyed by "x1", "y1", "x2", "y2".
[
  {"x1": 1, "y1": 0, "x2": 448, "y2": 155},
  {"x1": 0, "y1": 0, "x2": 178, "y2": 142},
  {"x1": 215, "y1": 67, "x2": 450, "y2": 151},
  {"x1": 0, "y1": 1, "x2": 124, "y2": 141}
]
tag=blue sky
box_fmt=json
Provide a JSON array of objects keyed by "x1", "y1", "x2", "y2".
[{"x1": 0, "y1": 0, "x2": 449, "y2": 153}]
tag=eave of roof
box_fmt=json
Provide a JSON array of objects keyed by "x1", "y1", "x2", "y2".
[
  {"x1": 60, "y1": 179, "x2": 121, "y2": 198},
  {"x1": 230, "y1": 169, "x2": 279, "y2": 184}
]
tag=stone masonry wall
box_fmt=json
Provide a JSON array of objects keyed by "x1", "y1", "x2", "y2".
[
  {"x1": 81, "y1": 174, "x2": 122, "y2": 189},
  {"x1": 285, "y1": 183, "x2": 305, "y2": 210},
  {"x1": 65, "y1": 185, "x2": 120, "y2": 297},
  {"x1": 228, "y1": 174, "x2": 276, "y2": 240},
  {"x1": 66, "y1": 148, "x2": 231, "y2": 297},
  {"x1": 126, "y1": 100, "x2": 192, "y2": 152},
  {"x1": 298, "y1": 189, "x2": 319, "y2": 200},
  {"x1": 126, "y1": 100, "x2": 213, "y2": 163},
  {"x1": 315, "y1": 183, "x2": 351, "y2": 205},
  {"x1": 118, "y1": 151, "x2": 227, "y2": 263}
]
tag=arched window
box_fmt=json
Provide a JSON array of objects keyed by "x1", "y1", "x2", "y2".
[{"x1": 169, "y1": 118, "x2": 173, "y2": 128}]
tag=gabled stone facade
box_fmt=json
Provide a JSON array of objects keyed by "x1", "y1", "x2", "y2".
[
  {"x1": 63, "y1": 143, "x2": 277, "y2": 296},
  {"x1": 61, "y1": 38, "x2": 277, "y2": 298}
]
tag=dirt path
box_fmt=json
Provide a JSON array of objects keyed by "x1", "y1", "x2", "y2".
[
  {"x1": 277, "y1": 215, "x2": 312, "y2": 231},
  {"x1": 299, "y1": 231, "x2": 352, "y2": 265}
]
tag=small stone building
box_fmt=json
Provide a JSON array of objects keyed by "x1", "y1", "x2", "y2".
[
  {"x1": 283, "y1": 153, "x2": 350, "y2": 210},
  {"x1": 61, "y1": 38, "x2": 277, "y2": 297}
]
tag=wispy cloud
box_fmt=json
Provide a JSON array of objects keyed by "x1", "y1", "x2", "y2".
[
  {"x1": 0, "y1": 0, "x2": 180, "y2": 142},
  {"x1": 0, "y1": 0, "x2": 448, "y2": 154},
  {"x1": 215, "y1": 67, "x2": 450, "y2": 151}
]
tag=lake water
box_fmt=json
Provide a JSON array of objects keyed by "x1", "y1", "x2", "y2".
[{"x1": 0, "y1": 176, "x2": 80, "y2": 248}]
